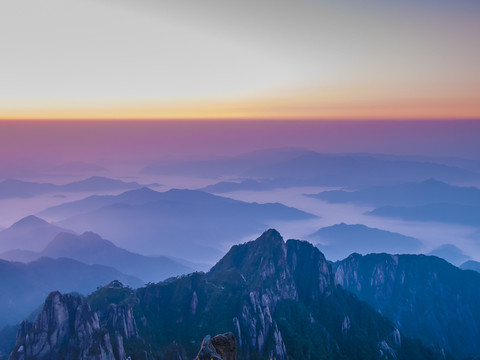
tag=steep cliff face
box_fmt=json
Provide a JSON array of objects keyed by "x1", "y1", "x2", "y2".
[
  {"x1": 335, "y1": 253, "x2": 480, "y2": 359},
  {"x1": 9, "y1": 288, "x2": 144, "y2": 360},
  {"x1": 10, "y1": 230, "x2": 443, "y2": 360}
]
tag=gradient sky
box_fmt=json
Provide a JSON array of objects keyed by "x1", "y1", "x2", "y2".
[{"x1": 1, "y1": 0, "x2": 479, "y2": 119}]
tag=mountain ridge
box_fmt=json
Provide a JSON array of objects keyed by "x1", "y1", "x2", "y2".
[
  {"x1": 334, "y1": 252, "x2": 480, "y2": 359},
  {"x1": 40, "y1": 188, "x2": 316, "y2": 261},
  {"x1": 310, "y1": 223, "x2": 422, "y2": 260},
  {"x1": 0, "y1": 176, "x2": 149, "y2": 200},
  {"x1": 309, "y1": 178, "x2": 480, "y2": 206},
  {"x1": 0, "y1": 215, "x2": 73, "y2": 253},
  {"x1": 0, "y1": 256, "x2": 141, "y2": 328},
  {"x1": 9, "y1": 229, "x2": 445, "y2": 360}
]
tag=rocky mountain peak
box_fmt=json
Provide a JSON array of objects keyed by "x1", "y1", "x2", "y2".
[
  {"x1": 208, "y1": 229, "x2": 291, "y2": 290},
  {"x1": 255, "y1": 228, "x2": 283, "y2": 245}
]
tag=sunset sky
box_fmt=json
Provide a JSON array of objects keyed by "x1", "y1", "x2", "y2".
[{"x1": 1, "y1": 0, "x2": 480, "y2": 120}]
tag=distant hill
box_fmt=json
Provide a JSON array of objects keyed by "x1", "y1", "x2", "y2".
[
  {"x1": 41, "y1": 232, "x2": 194, "y2": 283},
  {"x1": 0, "y1": 249, "x2": 39, "y2": 263},
  {"x1": 245, "y1": 153, "x2": 480, "y2": 186},
  {"x1": 0, "y1": 257, "x2": 141, "y2": 327},
  {"x1": 141, "y1": 147, "x2": 316, "y2": 177},
  {"x1": 0, "y1": 215, "x2": 73, "y2": 253},
  {"x1": 428, "y1": 244, "x2": 470, "y2": 266},
  {"x1": 460, "y1": 260, "x2": 480, "y2": 273},
  {"x1": 199, "y1": 178, "x2": 310, "y2": 193},
  {"x1": 200, "y1": 179, "x2": 271, "y2": 193},
  {"x1": 367, "y1": 203, "x2": 480, "y2": 226},
  {"x1": 141, "y1": 150, "x2": 480, "y2": 187},
  {"x1": 40, "y1": 188, "x2": 316, "y2": 262},
  {"x1": 38, "y1": 187, "x2": 164, "y2": 219},
  {"x1": 0, "y1": 176, "x2": 146, "y2": 199},
  {"x1": 308, "y1": 179, "x2": 480, "y2": 207},
  {"x1": 309, "y1": 223, "x2": 422, "y2": 261},
  {"x1": 0, "y1": 232, "x2": 195, "y2": 283}
]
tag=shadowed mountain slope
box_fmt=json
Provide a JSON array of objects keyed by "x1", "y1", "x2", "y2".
[{"x1": 334, "y1": 253, "x2": 480, "y2": 359}]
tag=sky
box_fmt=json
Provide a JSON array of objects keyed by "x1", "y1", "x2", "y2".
[{"x1": 1, "y1": 0, "x2": 479, "y2": 120}]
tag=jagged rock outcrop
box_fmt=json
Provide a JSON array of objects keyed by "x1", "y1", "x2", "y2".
[
  {"x1": 335, "y1": 253, "x2": 480, "y2": 359},
  {"x1": 9, "y1": 289, "x2": 144, "y2": 360},
  {"x1": 195, "y1": 333, "x2": 236, "y2": 360},
  {"x1": 10, "y1": 230, "x2": 445, "y2": 360}
]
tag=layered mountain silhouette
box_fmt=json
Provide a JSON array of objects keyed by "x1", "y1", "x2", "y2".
[
  {"x1": 310, "y1": 223, "x2": 422, "y2": 260},
  {"x1": 39, "y1": 188, "x2": 315, "y2": 261},
  {"x1": 0, "y1": 215, "x2": 73, "y2": 253},
  {"x1": 309, "y1": 178, "x2": 480, "y2": 207},
  {"x1": 200, "y1": 179, "x2": 273, "y2": 193},
  {"x1": 0, "y1": 257, "x2": 141, "y2": 328},
  {"x1": 143, "y1": 149, "x2": 480, "y2": 186},
  {"x1": 38, "y1": 186, "x2": 163, "y2": 219},
  {"x1": 428, "y1": 244, "x2": 470, "y2": 266},
  {"x1": 141, "y1": 147, "x2": 315, "y2": 177},
  {"x1": 334, "y1": 253, "x2": 480, "y2": 359},
  {"x1": 200, "y1": 178, "x2": 310, "y2": 193},
  {"x1": 367, "y1": 203, "x2": 480, "y2": 226},
  {"x1": 9, "y1": 230, "x2": 444, "y2": 360},
  {"x1": 1, "y1": 232, "x2": 194, "y2": 283},
  {"x1": 460, "y1": 260, "x2": 480, "y2": 273},
  {"x1": 0, "y1": 176, "x2": 148, "y2": 200}
]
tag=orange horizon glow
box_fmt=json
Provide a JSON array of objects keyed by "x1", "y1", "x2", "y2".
[{"x1": 2, "y1": 94, "x2": 480, "y2": 121}]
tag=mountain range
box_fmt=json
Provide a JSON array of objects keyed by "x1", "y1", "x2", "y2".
[
  {"x1": 460, "y1": 260, "x2": 480, "y2": 273},
  {"x1": 0, "y1": 231, "x2": 194, "y2": 283},
  {"x1": 142, "y1": 149, "x2": 480, "y2": 187},
  {"x1": 0, "y1": 216, "x2": 73, "y2": 253},
  {"x1": 367, "y1": 203, "x2": 480, "y2": 226},
  {"x1": 0, "y1": 257, "x2": 141, "y2": 328},
  {"x1": 0, "y1": 176, "x2": 150, "y2": 200},
  {"x1": 8, "y1": 230, "x2": 447, "y2": 360},
  {"x1": 334, "y1": 253, "x2": 480, "y2": 359},
  {"x1": 199, "y1": 178, "x2": 313, "y2": 193},
  {"x1": 200, "y1": 179, "x2": 276, "y2": 193},
  {"x1": 309, "y1": 178, "x2": 480, "y2": 207},
  {"x1": 141, "y1": 148, "x2": 314, "y2": 178},
  {"x1": 39, "y1": 188, "x2": 315, "y2": 261},
  {"x1": 427, "y1": 244, "x2": 471, "y2": 266},
  {"x1": 310, "y1": 223, "x2": 422, "y2": 260}
]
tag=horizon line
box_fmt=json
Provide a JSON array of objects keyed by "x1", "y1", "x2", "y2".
[{"x1": 2, "y1": 117, "x2": 480, "y2": 122}]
